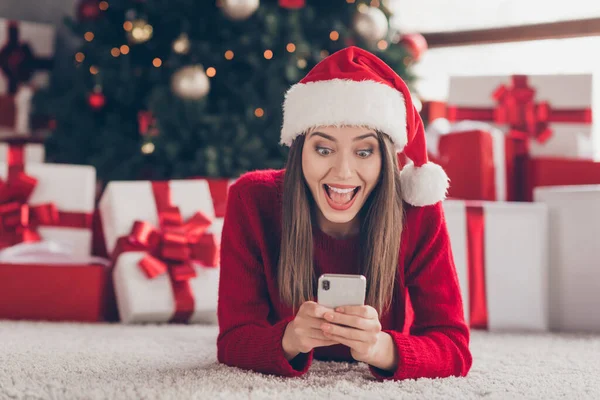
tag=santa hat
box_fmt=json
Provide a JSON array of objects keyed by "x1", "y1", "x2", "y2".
[{"x1": 280, "y1": 46, "x2": 449, "y2": 207}]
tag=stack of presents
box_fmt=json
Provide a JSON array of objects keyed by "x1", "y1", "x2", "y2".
[
  {"x1": 1, "y1": 18, "x2": 599, "y2": 333},
  {"x1": 0, "y1": 18, "x2": 233, "y2": 325},
  {"x1": 420, "y1": 74, "x2": 600, "y2": 333}
]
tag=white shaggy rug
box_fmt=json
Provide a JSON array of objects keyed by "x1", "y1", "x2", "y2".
[{"x1": 1, "y1": 321, "x2": 600, "y2": 400}]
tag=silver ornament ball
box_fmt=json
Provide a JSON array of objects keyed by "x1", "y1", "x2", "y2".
[
  {"x1": 171, "y1": 65, "x2": 210, "y2": 100},
  {"x1": 221, "y1": 0, "x2": 260, "y2": 21},
  {"x1": 354, "y1": 7, "x2": 389, "y2": 43}
]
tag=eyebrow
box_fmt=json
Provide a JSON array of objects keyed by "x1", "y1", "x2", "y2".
[{"x1": 309, "y1": 131, "x2": 377, "y2": 142}]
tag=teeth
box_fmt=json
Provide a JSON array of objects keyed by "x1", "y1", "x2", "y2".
[{"x1": 326, "y1": 185, "x2": 357, "y2": 194}]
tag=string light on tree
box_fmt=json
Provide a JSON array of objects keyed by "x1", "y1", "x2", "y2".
[
  {"x1": 120, "y1": 45, "x2": 130, "y2": 54},
  {"x1": 254, "y1": 108, "x2": 264, "y2": 117},
  {"x1": 172, "y1": 33, "x2": 190, "y2": 54},
  {"x1": 221, "y1": 0, "x2": 259, "y2": 21},
  {"x1": 224, "y1": 50, "x2": 234, "y2": 60},
  {"x1": 84, "y1": 31, "x2": 95, "y2": 42},
  {"x1": 329, "y1": 31, "x2": 339, "y2": 41},
  {"x1": 127, "y1": 19, "x2": 153, "y2": 44},
  {"x1": 264, "y1": 49, "x2": 273, "y2": 59},
  {"x1": 286, "y1": 43, "x2": 296, "y2": 52},
  {"x1": 171, "y1": 65, "x2": 210, "y2": 99},
  {"x1": 99, "y1": 1, "x2": 109, "y2": 11},
  {"x1": 75, "y1": 52, "x2": 85, "y2": 62},
  {"x1": 377, "y1": 39, "x2": 388, "y2": 50},
  {"x1": 206, "y1": 67, "x2": 216, "y2": 77},
  {"x1": 297, "y1": 58, "x2": 307, "y2": 68},
  {"x1": 353, "y1": 6, "x2": 388, "y2": 43},
  {"x1": 141, "y1": 142, "x2": 155, "y2": 154}
]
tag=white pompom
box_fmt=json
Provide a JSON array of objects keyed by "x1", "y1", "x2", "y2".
[{"x1": 400, "y1": 161, "x2": 449, "y2": 206}]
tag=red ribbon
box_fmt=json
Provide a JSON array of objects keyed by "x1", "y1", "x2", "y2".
[
  {"x1": 112, "y1": 181, "x2": 219, "y2": 323},
  {"x1": 465, "y1": 205, "x2": 488, "y2": 329},
  {"x1": 279, "y1": 0, "x2": 305, "y2": 8},
  {"x1": 447, "y1": 75, "x2": 592, "y2": 144},
  {"x1": 0, "y1": 142, "x2": 92, "y2": 249}
]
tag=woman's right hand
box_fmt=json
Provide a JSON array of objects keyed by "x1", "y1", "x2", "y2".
[{"x1": 282, "y1": 301, "x2": 339, "y2": 361}]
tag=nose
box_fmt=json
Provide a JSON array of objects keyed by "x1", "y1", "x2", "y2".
[{"x1": 333, "y1": 152, "x2": 353, "y2": 180}]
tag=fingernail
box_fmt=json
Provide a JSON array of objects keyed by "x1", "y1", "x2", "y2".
[{"x1": 336, "y1": 307, "x2": 344, "y2": 313}]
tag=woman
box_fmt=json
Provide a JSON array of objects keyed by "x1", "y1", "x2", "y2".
[{"x1": 217, "y1": 46, "x2": 472, "y2": 381}]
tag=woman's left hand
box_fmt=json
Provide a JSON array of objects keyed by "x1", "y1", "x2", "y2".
[{"x1": 320, "y1": 305, "x2": 385, "y2": 363}]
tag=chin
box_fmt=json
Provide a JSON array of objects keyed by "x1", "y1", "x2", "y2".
[{"x1": 320, "y1": 207, "x2": 360, "y2": 224}]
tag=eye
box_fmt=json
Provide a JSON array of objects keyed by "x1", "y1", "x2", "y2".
[
  {"x1": 316, "y1": 146, "x2": 332, "y2": 156},
  {"x1": 357, "y1": 149, "x2": 373, "y2": 158}
]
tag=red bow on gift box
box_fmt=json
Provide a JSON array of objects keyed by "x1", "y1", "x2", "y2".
[
  {"x1": 0, "y1": 148, "x2": 57, "y2": 248},
  {"x1": 127, "y1": 209, "x2": 218, "y2": 281},
  {"x1": 492, "y1": 76, "x2": 553, "y2": 143}
]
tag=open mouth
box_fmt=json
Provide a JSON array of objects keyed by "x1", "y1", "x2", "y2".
[{"x1": 323, "y1": 184, "x2": 361, "y2": 211}]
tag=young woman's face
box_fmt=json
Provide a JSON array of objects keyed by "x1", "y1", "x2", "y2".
[{"x1": 302, "y1": 125, "x2": 382, "y2": 227}]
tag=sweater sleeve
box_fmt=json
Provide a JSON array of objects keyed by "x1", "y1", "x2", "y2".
[
  {"x1": 369, "y1": 202, "x2": 473, "y2": 381},
  {"x1": 216, "y1": 180, "x2": 313, "y2": 377}
]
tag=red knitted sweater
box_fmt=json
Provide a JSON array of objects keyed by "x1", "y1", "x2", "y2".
[{"x1": 216, "y1": 169, "x2": 472, "y2": 381}]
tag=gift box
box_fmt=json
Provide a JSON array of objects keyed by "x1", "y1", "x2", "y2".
[
  {"x1": 533, "y1": 185, "x2": 600, "y2": 332},
  {"x1": 0, "y1": 19, "x2": 55, "y2": 133},
  {"x1": 1, "y1": 154, "x2": 95, "y2": 255},
  {"x1": 0, "y1": 135, "x2": 44, "y2": 163},
  {"x1": 427, "y1": 120, "x2": 527, "y2": 201},
  {"x1": 524, "y1": 157, "x2": 600, "y2": 202},
  {"x1": 447, "y1": 74, "x2": 595, "y2": 160},
  {"x1": 203, "y1": 178, "x2": 236, "y2": 218},
  {"x1": 420, "y1": 101, "x2": 447, "y2": 125},
  {"x1": 98, "y1": 180, "x2": 222, "y2": 324},
  {"x1": 443, "y1": 200, "x2": 549, "y2": 331},
  {"x1": 0, "y1": 241, "x2": 112, "y2": 322}
]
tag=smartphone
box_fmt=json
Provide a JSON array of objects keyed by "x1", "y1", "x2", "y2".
[{"x1": 317, "y1": 273, "x2": 367, "y2": 309}]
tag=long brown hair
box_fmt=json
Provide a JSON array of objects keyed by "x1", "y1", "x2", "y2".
[{"x1": 278, "y1": 131, "x2": 404, "y2": 315}]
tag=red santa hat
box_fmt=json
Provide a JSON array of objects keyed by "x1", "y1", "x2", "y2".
[{"x1": 280, "y1": 46, "x2": 449, "y2": 207}]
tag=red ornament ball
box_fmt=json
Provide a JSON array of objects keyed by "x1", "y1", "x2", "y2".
[
  {"x1": 77, "y1": 0, "x2": 101, "y2": 22},
  {"x1": 400, "y1": 33, "x2": 428, "y2": 62},
  {"x1": 88, "y1": 92, "x2": 106, "y2": 110}
]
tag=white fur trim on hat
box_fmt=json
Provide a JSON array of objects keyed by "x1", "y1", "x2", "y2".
[
  {"x1": 281, "y1": 79, "x2": 407, "y2": 151},
  {"x1": 400, "y1": 161, "x2": 449, "y2": 206}
]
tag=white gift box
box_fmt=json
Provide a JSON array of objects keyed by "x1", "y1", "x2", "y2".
[
  {"x1": 447, "y1": 74, "x2": 598, "y2": 160},
  {"x1": 534, "y1": 185, "x2": 600, "y2": 332},
  {"x1": 0, "y1": 163, "x2": 95, "y2": 256},
  {"x1": 98, "y1": 180, "x2": 222, "y2": 324},
  {"x1": 443, "y1": 200, "x2": 549, "y2": 331},
  {"x1": 0, "y1": 142, "x2": 44, "y2": 163},
  {"x1": 0, "y1": 19, "x2": 55, "y2": 94}
]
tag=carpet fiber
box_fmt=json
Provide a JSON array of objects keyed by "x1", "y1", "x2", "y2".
[{"x1": 1, "y1": 321, "x2": 599, "y2": 400}]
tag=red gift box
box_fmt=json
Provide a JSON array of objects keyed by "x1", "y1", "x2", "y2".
[
  {"x1": 524, "y1": 157, "x2": 600, "y2": 202},
  {"x1": 429, "y1": 129, "x2": 526, "y2": 202},
  {"x1": 0, "y1": 262, "x2": 114, "y2": 322},
  {"x1": 420, "y1": 101, "x2": 447, "y2": 125}
]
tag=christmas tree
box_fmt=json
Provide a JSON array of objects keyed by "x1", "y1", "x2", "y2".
[{"x1": 33, "y1": 0, "x2": 422, "y2": 183}]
